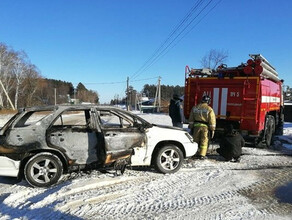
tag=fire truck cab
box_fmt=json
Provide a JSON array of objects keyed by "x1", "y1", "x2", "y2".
[{"x1": 184, "y1": 54, "x2": 284, "y2": 147}]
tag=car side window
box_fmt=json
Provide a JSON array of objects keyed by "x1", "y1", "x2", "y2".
[
  {"x1": 14, "y1": 111, "x2": 54, "y2": 127},
  {"x1": 52, "y1": 110, "x2": 90, "y2": 128},
  {"x1": 98, "y1": 110, "x2": 132, "y2": 128}
]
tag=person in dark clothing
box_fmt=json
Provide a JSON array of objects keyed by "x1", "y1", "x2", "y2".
[
  {"x1": 216, "y1": 124, "x2": 245, "y2": 162},
  {"x1": 169, "y1": 94, "x2": 183, "y2": 128}
]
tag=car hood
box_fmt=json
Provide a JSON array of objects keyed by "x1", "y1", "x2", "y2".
[
  {"x1": 152, "y1": 124, "x2": 184, "y2": 131},
  {"x1": 145, "y1": 124, "x2": 193, "y2": 145}
]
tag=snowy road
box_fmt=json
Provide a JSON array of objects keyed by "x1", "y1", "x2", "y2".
[
  {"x1": 0, "y1": 113, "x2": 292, "y2": 219},
  {"x1": 0, "y1": 147, "x2": 292, "y2": 220}
]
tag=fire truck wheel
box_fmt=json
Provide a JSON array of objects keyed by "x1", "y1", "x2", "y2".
[{"x1": 265, "y1": 115, "x2": 275, "y2": 148}]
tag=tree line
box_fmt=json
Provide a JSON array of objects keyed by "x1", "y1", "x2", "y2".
[
  {"x1": 0, "y1": 43, "x2": 99, "y2": 109},
  {"x1": 141, "y1": 84, "x2": 184, "y2": 101},
  {"x1": 110, "y1": 84, "x2": 184, "y2": 107}
]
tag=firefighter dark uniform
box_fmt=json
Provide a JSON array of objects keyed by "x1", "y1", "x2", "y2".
[{"x1": 189, "y1": 95, "x2": 216, "y2": 159}]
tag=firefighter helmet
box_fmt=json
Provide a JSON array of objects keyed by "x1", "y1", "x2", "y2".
[{"x1": 201, "y1": 95, "x2": 211, "y2": 104}]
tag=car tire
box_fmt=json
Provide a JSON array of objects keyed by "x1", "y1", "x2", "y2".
[
  {"x1": 24, "y1": 153, "x2": 63, "y2": 187},
  {"x1": 154, "y1": 145, "x2": 184, "y2": 174}
]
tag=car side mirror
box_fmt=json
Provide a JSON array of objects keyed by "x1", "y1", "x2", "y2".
[
  {"x1": 134, "y1": 122, "x2": 145, "y2": 132},
  {"x1": 138, "y1": 125, "x2": 145, "y2": 132}
]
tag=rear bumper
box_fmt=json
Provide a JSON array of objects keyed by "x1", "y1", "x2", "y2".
[{"x1": 0, "y1": 156, "x2": 20, "y2": 177}]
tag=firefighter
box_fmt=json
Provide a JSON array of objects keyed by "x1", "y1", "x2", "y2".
[
  {"x1": 217, "y1": 124, "x2": 245, "y2": 162},
  {"x1": 188, "y1": 95, "x2": 216, "y2": 160},
  {"x1": 169, "y1": 94, "x2": 184, "y2": 128}
]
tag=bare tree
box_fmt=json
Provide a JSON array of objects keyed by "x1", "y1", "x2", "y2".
[
  {"x1": 200, "y1": 49, "x2": 228, "y2": 69},
  {"x1": 0, "y1": 42, "x2": 101, "y2": 108},
  {"x1": 13, "y1": 51, "x2": 28, "y2": 109},
  {"x1": 0, "y1": 43, "x2": 8, "y2": 107},
  {"x1": 0, "y1": 43, "x2": 16, "y2": 108},
  {"x1": 21, "y1": 64, "x2": 41, "y2": 107}
]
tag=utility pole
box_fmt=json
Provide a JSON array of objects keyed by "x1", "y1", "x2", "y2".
[
  {"x1": 135, "y1": 93, "x2": 138, "y2": 111},
  {"x1": 74, "y1": 87, "x2": 76, "y2": 104},
  {"x1": 158, "y1": 76, "x2": 161, "y2": 112},
  {"x1": 126, "y1": 77, "x2": 129, "y2": 111},
  {"x1": 153, "y1": 76, "x2": 161, "y2": 112},
  {"x1": 0, "y1": 80, "x2": 15, "y2": 110},
  {"x1": 54, "y1": 88, "x2": 57, "y2": 105}
]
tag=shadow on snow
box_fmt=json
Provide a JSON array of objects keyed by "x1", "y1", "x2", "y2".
[{"x1": 0, "y1": 180, "x2": 83, "y2": 219}]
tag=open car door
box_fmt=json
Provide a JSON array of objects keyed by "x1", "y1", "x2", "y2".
[{"x1": 97, "y1": 109, "x2": 147, "y2": 165}]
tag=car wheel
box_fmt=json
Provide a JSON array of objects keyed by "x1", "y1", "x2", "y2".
[
  {"x1": 24, "y1": 153, "x2": 63, "y2": 187},
  {"x1": 154, "y1": 145, "x2": 184, "y2": 174}
]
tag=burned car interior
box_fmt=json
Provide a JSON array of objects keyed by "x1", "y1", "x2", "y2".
[{"x1": 45, "y1": 108, "x2": 147, "y2": 167}]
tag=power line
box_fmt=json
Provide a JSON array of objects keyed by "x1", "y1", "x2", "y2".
[
  {"x1": 130, "y1": 76, "x2": 159, "y2": 82},
  {"x1": 130, "y1": 0, "x2": 221, "y2": 80},
  {"x1": 77, "y1": 1, "x2": 221, "y2": 101},
  {"x1": 133, "y1": 0, "x2": 215, "y2": 77},
  {"x1": 82, "y1": 80, "x2": 126, "y2": 85},
  {"x1": 78, "y1": 76, "x2": 159, "y2": 85},
  {"x1": 130, "y1": 0, "x2": 204, "y2": 80},
  {"x1": 169, "y1": 0, "x2": 223, "y2": 52},
  {"x1": 138, "y1": 0, "x2": 222, "y2": 74}
]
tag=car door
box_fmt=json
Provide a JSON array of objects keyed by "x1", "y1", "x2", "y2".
[
  {"x1": 97, "y1": 109, "x2": 147, "y2": 163},
  {"x1": 47, "y1": 108, "x2": 99, "y2": 165}
]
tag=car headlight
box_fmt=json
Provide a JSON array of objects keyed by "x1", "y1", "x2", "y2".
[{"x1": 185, "y1": 132, "x2": 193, "y2": 143}]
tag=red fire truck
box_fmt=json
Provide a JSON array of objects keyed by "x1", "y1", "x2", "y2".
[{"x1": 184, "y1": 54, "x2": 284, "y2": 147}]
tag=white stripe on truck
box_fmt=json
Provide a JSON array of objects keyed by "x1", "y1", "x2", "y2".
[
  {"x1": 213, "y1": 88, "x2": 228, "y2": 118},
  {"x1": 213, "y1": 88, "x2": 219, "y2": 115},
  {"x1": 261, "y1": 96, "x2": 280, "y2": 103},
  {"x1": 220, "y1": 88, "x2": 228, "y2": 116}
]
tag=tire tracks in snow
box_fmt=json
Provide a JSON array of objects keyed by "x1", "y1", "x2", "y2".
[
  {"x1": 70, "y1": 169, "x2": 242, "y2": 219},
  {"x1": 67, "y1": 161, "x2": 292, "y2": 219},
  {"x1": 1, "y1": 152, "x2": 292, "y2": 219}
]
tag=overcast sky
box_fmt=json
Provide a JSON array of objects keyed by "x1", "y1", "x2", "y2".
[{"x1": 1, "y1": 0, "x2": 291, "y2": 103}]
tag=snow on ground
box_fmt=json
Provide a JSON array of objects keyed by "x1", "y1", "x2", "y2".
[{"x1": 0, "y1": 113, "x2": 292, "y2": 220}]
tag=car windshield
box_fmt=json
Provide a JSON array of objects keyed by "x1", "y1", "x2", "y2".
[
  {"x1": 96, "y1": 108, "x2": 151, "y2": 129},
  {"x1": 116, "y1": 110, "x2": 151, "y2": 126}
]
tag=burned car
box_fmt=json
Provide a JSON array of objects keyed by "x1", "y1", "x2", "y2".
[{"x1": 0, "y1": 105, "x2": 197, "y2": 187}]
